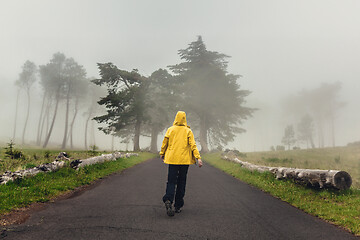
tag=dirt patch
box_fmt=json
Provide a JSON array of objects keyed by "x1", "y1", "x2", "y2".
[{"x1": 0, "y1": 203, "x2": 46, "y2": 226}]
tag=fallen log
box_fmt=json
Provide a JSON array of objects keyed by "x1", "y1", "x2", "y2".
[
  {"x1": 0, "y1": 152, "x2": 138, "y2": 185},
  {"x1": 222, "y1": 152, "x2": 352, "y2": 190},
  {"x1": 70, "y1": 152, "x2": 139, "y2": 169},
  {"x1": 0, "y1": 160, "x2": 66, "y2": 185}
]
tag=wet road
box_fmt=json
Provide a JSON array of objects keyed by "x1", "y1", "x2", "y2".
[{"x1": 2, "y1": 158, "x2": 357, "y2": 239}]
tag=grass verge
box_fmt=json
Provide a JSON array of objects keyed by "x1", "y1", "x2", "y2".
[
  {"x1": 204, "y1": 152, "x2": 360, "y2": 236},
  {"x1": 0, "y1": 147, "x2": 113, "y2": 174},
  {"x1": 0, "y1": 152, "x2": 155, "y2": 216},
  {"x1": 239, "y1": 146, "x2": 360, "y2": 188}
]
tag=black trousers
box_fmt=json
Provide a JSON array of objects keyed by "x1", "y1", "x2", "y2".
[{"x1": 162, "y1": 164, "x2": 189, "y2": 209}]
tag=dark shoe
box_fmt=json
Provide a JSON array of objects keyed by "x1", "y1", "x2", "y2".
[
  {"x1": 175, "y1": 208, "x2": 181, "y2": 213},
  {"x1": 165, "y1": 200, "x2": 174, "y2": 217}
]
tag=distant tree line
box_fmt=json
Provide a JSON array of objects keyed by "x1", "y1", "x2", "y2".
[
  {"x1": 13, "y1": 53, "x2": 105, "y2": 149},
  {"x1": 93, "y1": 36, "x2": 255, "y2": 152},
  {"x1": 276, "y1": 82, "x2": 345, "y2": 150},
  {"x1": 13, "y1": 37, "x2": 254, "y2": 152}
]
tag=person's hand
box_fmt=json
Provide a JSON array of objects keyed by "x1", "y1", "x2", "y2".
[
  {"x1": 198, "y1": 159, "x2": 203, "y2": 168},
  {"x1": 160, "y1": 155, "x2": 164, "y2": 160}
]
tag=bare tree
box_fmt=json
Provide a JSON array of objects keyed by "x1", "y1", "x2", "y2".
[
  {"x1": 12, "y1": 82, "x2": 21, "y2": 141},
  {"x1": 61, "y1": 58, "x2": 87, "y2": 149},
  {"x1": 41, "y1": 53, "x2": 67, "y2": 148},
  {"x1": 84, "y1": 81, "x2": 105, "y2": 150},
  {"x1": 67, "y1": 78, "x2": 88, "y2": 148},
  {"x1": 303, "y1": 82, "x2": 345, "y2": 147},
  {"x1": 16, "y1": 60, "x2": 37, "y2": 145},
  {"x1": 282, "y1": 82, "x2": 345, "y2": 148},
  {"x1": 282, "y1": 125, "x2": 296, "y2": 150},
  {"x1": 297, "y1": 114, "x2": 315, "y2": 149}
]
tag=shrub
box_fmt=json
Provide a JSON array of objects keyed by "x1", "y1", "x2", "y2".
[
  {"x1": 347, "y1": 141, "x2": 360, "y2": 147},
  {"x1": 4, "y1": 141, "x2": 23, "y2": 159},
  {"x1": 44, "y1": 151, "x2": 51, "y2": 159},
  {"x1": 88, "y1": 145, "x2": 99, "y2": 156},
  {"x1": 232, "y1": 149, "x2": 247, "y2": 158},
  {"x1": 276, "y1": 145, "x2": 285, "y2": 151}
]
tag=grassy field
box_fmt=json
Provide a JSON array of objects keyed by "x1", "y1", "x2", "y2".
[
  {"x1": 203, "y1": 152, "x2": 360, "y2": 236},
  {"x1": 233, "y1": 146, "x2": 360, "y2": 189},
  {"x1": 0, "y1": 151, "x2": 156, "y2": 218}
]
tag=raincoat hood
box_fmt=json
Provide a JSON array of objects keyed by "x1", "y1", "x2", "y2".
[{"x1": 173, "y1": 111, "x2": 187, "y2": 126}]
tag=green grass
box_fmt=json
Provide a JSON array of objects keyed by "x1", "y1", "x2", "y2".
[
  {"x1": 204, "y1": 152, "x2": 360, "y2": 236},
  {"x1": 0, "y1": 152, "x2": 155, "y2": 215},
  {"x1": 236, "y1": 146, "x2": 360, "y2": 189}
]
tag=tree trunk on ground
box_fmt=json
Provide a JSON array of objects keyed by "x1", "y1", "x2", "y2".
[
  {"x1": 61, "y1": 91, "x2": 71, "y2": 149},
  {"x1": 70, "y1": 152, "x2": 139, "y2": 169},
  {"x1": 36, "y1": 93, "x2": 46, "y2": 145},
  {"x1": 150, "y1": 126, "x2": 159, "y2": 153},
  {"x1": 13, "y1": 89, "x2": 20, "y2": 141},
  {"x1": 133, "y1": 119, "x2": 141, "y2": 151},
  {"x1": 223, "y1": 152, "x2": 352, "y2": 190},
  {"x1": 22, "y1": 89, "x2": 31, "y2": 145},
  {"x1": 199, "y1": 117, "x2": 209, "y2": 153},
  {"x1": 43, "y1": 93, "x2": 60, "y2": 148}
]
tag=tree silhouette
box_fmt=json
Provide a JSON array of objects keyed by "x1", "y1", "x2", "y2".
[
  {"x1": 16, "y1": 60, "x2": 37, "y2": 145},
  {"x1": 145, "y1": 69, "x2": 179, "y2": 152},
  {"x1": 169, "y1": 36, "x2": 254, "y2": 152},
  {"x1": 61, "y1": 58, "x2": 87, "y2": 149},
  {"x1": 297, "y1": 114, "x2": 315, "y2": 149},
  {"x1": 40, "y1": 53, "x2": 67, "y2": 148},
  {"x1": 282, "y1": 125, "x2": 296, "y2": 150},
  {"x1": 282, "y1": 82, "x2": 345, "y2": 148},
  {"x1": 93, "y1": 63, "x2": 148, "y2": 151},
  {"x1": 84, "y1": 80, "x2": 105, "y2": 150}
]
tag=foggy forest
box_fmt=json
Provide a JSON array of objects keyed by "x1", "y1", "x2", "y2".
[
  {"x1": 2, "y1": 2, "x2": 360, "y2": 237},
  {"x1": 1, "y1": 0, "x2": 360, "y2": 152}
]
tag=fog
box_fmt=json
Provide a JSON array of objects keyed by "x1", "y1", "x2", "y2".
[{"x1": 1, "y1": 0, "x2": 360, "y2": 152}]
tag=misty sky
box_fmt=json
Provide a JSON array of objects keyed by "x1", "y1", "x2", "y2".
[{"x1": 1, "y1": 0, "x2": 360, "y2": 151}]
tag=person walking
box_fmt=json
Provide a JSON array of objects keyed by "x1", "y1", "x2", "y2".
[{"x1": 160, "y1": 111, "x2": 202, "y2": 217}]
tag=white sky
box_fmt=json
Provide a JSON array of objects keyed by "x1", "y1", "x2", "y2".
[{"x1": 1, "y1": 0, "x2": 360, "y2": 151}]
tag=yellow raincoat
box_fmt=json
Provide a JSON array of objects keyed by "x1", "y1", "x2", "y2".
[{"x1": 160, "y1": 111, "x2": 201, "y2": 165}]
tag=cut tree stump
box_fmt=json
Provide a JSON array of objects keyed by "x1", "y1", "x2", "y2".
[{"x1": 222, "y1": 151, "x2": 352, "y2": 190}]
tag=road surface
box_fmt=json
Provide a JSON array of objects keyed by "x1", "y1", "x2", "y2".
[{"x1": 2, "y1": 158, "x2": 357, "y2": 239}]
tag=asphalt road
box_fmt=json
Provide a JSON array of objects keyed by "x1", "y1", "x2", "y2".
[{"x1": 2, "y1": 158, "x2": 358, "y2": 240}]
